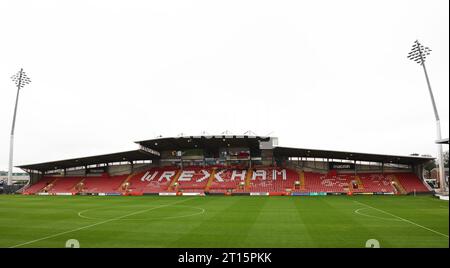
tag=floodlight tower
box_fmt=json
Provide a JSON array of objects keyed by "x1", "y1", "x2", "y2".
[
  {"x1": 407, "y1": 40, "x2": 446, "y2": 192},
  {"x1": 8, "y1": 69, "x2": 31, "y2": 185}
]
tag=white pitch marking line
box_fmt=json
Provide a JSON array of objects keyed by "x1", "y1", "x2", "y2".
[
  {"x1": 76, "y1": 205, "x2": 160, "y2": 220},
  {"x1": 354, "y1": 208, "x2": 402, "y2": 222},
  {"x1": 353, "y1": 200, "x2": 449, "y2": 239},
  {"x1": 77, "y1": 205, "x2": 206, "y2": 221},
  {"x1": 162, "y1": 206, "x2": 206, "y2": 220},
  {"x1": 9, "y1": 198, "x2": 196, "y2": 248}
]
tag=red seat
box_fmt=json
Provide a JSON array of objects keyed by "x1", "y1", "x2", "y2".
[{"x1": 389, "y1": 173, "x2": 430, "y2": 193}]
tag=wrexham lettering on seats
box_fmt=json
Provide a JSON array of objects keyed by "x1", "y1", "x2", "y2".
[{"x1": 141, "y1": 169, "x2": 289, "y2": 183}]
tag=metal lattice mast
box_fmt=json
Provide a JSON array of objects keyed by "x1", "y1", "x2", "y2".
[
  {"x1": 408, "y1": 40, "x2": 446, "y2": 192},
  {"x1": 8, "y1": 69, "x2": 31, "y2": 185}
]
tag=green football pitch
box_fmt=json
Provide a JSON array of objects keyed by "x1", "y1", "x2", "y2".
[{"x1": 0, "y1": 195, "x2": 448, "y2": 248}]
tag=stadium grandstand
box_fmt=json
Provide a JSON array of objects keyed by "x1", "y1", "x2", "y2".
[
  {"x1": 0, "y1": 171, "x2": 29, "y2": 183},
  {"x1": 17, "y1": 135, "x2": 434, "y2": 196},
  {"x1": 0, "y1": 171, "x2": 29, "y2": 194}
]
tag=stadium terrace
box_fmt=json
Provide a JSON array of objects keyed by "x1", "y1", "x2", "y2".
[{"x1": 17, "y1": 135, "x2": 434, "y2": 196}]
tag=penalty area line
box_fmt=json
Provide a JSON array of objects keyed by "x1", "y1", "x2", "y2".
[
  {"x1": 353, "y1": 200, "x2": 449, "y2": 239},
  {"x1": 9, "y1": 198, "x2": 197, "y2": 248}
]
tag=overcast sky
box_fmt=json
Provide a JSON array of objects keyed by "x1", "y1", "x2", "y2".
[{"x1": 0, "y1": 0, "x2": 448, "y2": 171}]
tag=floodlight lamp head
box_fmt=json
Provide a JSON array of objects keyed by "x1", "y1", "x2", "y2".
[
  {"x1": 10, "y1": 69, "x2": 31, "y2": 89},
  {"x1": 408, "y1": 40, "x2": 431, "y2": 65}
]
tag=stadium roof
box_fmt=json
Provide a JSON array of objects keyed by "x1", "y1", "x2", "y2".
[
  {"x1": 17, "y1": 135, "x2": 434, "y2": 172},
  {"x1": 273, "y1": 146, "x2": 434, "y2": 165},
  {"x1": 436, "y1": 138, "x2": 449, "y2": 144},
  {"x1": 135, "y1": 135, "x2": 272, "y2": 152},
  {"x1": 17, "y1": 149, "x2": 159, "y2": 172}
]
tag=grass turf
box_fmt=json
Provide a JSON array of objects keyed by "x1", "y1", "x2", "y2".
[{"x1": 0, "y1": 195, "x2": 448, "y2": 248}]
